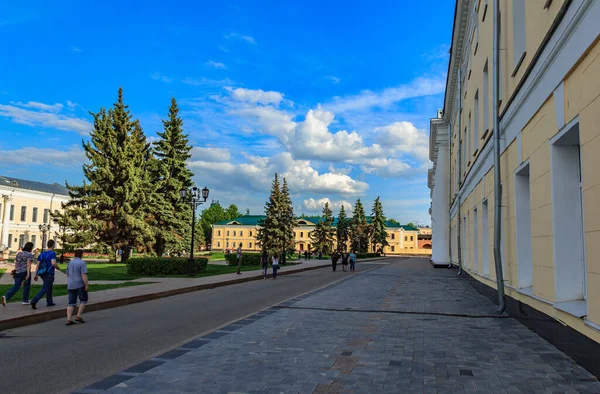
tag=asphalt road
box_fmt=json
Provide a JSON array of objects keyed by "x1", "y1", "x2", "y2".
[{"x1": 0, "y1": 261, "x2": 385, "y2": 394}]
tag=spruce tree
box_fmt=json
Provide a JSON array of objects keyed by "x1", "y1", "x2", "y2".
[
  {"x1": 350, "y1": 198, "x2": 369, "y2": 253},
  {"x1": 336, "y1": 205, "x2": 350, "y2": 252},
  {"x1": 151, "y1": 98, "x2": 194, "y2": 257},
  {"x1": 310, "y1": 202, "x2": 335, "y2": 255},
  {"x1": 371, "y1": 197, "x2": 389, "y2": 254},
  {"x1": 62, "y1": 88, "x2": 153, "y2": 262},
  {"x1": 256, "y1": 174, "x2": 283, "y2": 253},
  {"x1": 280, "y1": 178, "x2": 295, "y2": 262}
]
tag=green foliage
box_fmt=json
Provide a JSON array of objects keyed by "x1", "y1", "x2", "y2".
[
  {"x1": 310, "y1": 202, "x2": 335, "y2": 255},
  {"x1": 387, "y1": 218, "x2": 400, "y2": 225},
  {"x1": 350, "y1": 198, "x2": 370, "y2": 253},
  {"x1": 406, "y1": 222, "x2": 415, "y2": 228},
  {"x1": 355, "y1": 252, "x2": 381, "y2": 259},
  {"x1": 256, "y1": 174, "x2": 293, "y2": 254},
  {"x1": 370, "y1": 197, "x2": 389, "y2": 253},
  {"x1": 199, "y1": 202, "x2": 241, "y2": 246},
  {"x1": 280, "y1": 179, "x2": 296, "y2": 253},
  {"x1": 225, "y1": 252, "x2": 262, "y2": 266},
  {"x1": 336, "y1": 205, "x2": 350, "y2": 252},
  {"x1": 127, "y1": 257, "x2": 208, "y2": 276},
  {"x1": 150, "y1": 98, "x2": 194, "y2": 257}
]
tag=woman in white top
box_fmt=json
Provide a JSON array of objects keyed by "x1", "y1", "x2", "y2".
[{"x1": 272, "y1": 252, "x2": 280, "y2": 280}]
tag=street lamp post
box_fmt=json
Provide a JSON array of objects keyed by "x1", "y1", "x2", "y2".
[
  {"x1": 180, "y1": 186, "x2": 210, "y2": 276},
  {"x1": 39, "y1": 224, "x2": 50, "y2": 252}
]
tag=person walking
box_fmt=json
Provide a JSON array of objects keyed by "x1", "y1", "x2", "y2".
[
  {"x1": 304, "y1": 250, "x2": 308, "y2": 260},
  {"x1": 331, "y1": 252, "x2": 338, "y2": 272},
  {"x1": 261, "y1": 250, "x2": 269, "y2": 279},
  {"x1": 341, "y1": 252, "x2": 349, "y2": 272},
  {"x1": 66, "y1": 249, "x2": 88, "y2": 325},
  {"x1": 31, "y1": 240, "x2": 60, "y2": 309},
  {"x1": 236, "y1": 243, "x2": 243, "y2": 274},
  {"x1": 349, "y1": 250, "x2": 357, "y2": 272},
  {"x1": 272, "y1": 252, "x2": 280, "y2": 279},
  {"x1": 2, "y1": 242, "x2": 34, "y2": 306}
]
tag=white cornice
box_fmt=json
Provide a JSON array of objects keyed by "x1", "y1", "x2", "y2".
[{"x1": 444, "y1": 0, "x2": 472, "y2": 118}]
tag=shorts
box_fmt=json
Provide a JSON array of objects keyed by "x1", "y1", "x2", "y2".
[{"x1": 68, "y1": 287, "x2": 89, "y2": 307}]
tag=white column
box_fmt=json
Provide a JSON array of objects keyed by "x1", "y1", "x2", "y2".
[
  {"x1": 1, "y1": 195, "x2": 11, "y2": 249},
  {"x1": 431, "y1": 143, "x2": 450, "y2": 265}
]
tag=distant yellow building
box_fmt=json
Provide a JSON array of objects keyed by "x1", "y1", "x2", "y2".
[
  {"x1": 211, "y1": 215, "x2": 430, "y2": 255},
  {"x1": 0, "y1": 176, "x2": 69, "y2": 252},
  {"x1": 428, "y1": 0, "x2": 600, "y2": 358}
]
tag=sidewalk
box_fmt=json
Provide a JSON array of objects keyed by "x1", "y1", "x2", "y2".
[
  {"x1": 0, "y1": 258, "x2": 386, "y2": 331},
  {"x1": 81, "y1": 257, "x2": 600, "y2": 394}
]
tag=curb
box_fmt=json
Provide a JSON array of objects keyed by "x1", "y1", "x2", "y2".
[{"x1": 0, "y1": 259, "x2": 388, "y2": 332}]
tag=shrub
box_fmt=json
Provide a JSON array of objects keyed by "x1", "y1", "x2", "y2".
[
  {"x1": 127, "y1": 257, "x2": 208, "y2": 276},
  {"x1": 225, "y1": 253, "x2": 262, "y2": 266}
]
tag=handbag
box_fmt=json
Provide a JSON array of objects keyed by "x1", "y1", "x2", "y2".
[{"x1": 10, "y1": 269, "x2": 16, "y2": 277}]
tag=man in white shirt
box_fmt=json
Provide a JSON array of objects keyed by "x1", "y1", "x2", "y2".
[{"x1": 236, "y1": 243, "x2": 243, "y2": 275}]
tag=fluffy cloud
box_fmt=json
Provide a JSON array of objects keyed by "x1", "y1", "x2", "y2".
[
  {"x1": 303, "y1": 197, "x2": 352, "y2": 212},
  {"x1": 225, "y1": 33, "x2": 256, "y2": 44},
  {"x1": 324, "y1": 75, "x2": 340, "y2": 84},
  {"x1": 206, "y1": 60, "x2": 226, "y2": 69},
  {"x1": 375, "y1": 121, "x2": 430, "y2": 163},
  {"x1": 228, "y1": 87, "x2": 286, "y2": 106},
  {"x1": 0, "y1": 101, "x2": 92, "y2": 135},
  {"x1": 361, "y1": 158, "x2": 412, "y2": 178},
  {"x1": 188, "y1": 152, "x2": 368, "y2": 196},
  {"x1": 325, "y1": 76, "x2": 445, "y2": 113},
  {"x1": 0, "y1": 145, "x2": 86, "y2": 166},
  {"x1": 190, "y1": 147, "x2": 231, "y2": 162}
]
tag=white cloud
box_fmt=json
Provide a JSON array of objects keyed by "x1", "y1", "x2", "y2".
[
  {"x1": 182, "y1": 77, "x2": 234, "y2": 86},
  {"x1": 324, "y1": 75, "x2": 340, "y2": 84},
  {"x1": 72, "y1": 46, "x2": 82, "y2": 52},
  {"x1": 66, "y1": 100, "x2": 78, "y2": 109},
  {"x1": 225, "y1": 33, "x2": 256, "y2": 44},
  {"x1": 218, "y1": 45, "x2": 230, "y2": 53},
  {"x1": 325, "y1": 76, "x2": 445, "y2": 113},
  {"x1": 375, "y1": 121, "x2": 430, "y2": 163},
  {"x1": 206, "y1": 60, "x2": 227, "y2": 69},
  {"x1": 150, "y1": 72, "x2": 173, "y2": 83},
  {"x1": 361, "y1": 158, "x2": 412, "y2": 178},
  {"x1": 303, "y1": 197, "x2": 352, "y2": 213},
  {"x1": 0, "y1": 145, "x2": 86, "y2": 166},
  {"x1": 228, "y1": 87, "x2": 286, "y2": 106},
  {"x1": 190, "y1": 146, "x2": 231, "y2": 162},
  {"x1": 0, "y1": 101, "x2": 92, "y2": 135}
]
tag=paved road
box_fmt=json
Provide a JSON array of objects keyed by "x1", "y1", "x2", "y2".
[{"x1": 0, "y1": 261, "x2": 382, "y2": 394}]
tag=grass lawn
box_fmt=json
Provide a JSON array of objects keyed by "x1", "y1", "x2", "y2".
[
  {"x1": 150, "y1": 264, "x2": 263, "y2": 278},
  {"x1": 0, "y1": 268, "x2": 5, "y2": 275},
  {"x1": 196, "y1": 251, "x2": 226, "y2": 261},
  {"x1": 0, "y1": 281, "x2": 154, "y2": 303},
  {"x1": 75, "y1": 264, "x2": 140, "y2": 281}
]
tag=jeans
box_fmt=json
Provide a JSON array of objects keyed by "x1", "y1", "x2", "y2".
[
  {"x1": 332, "y1": 260, "x2": 337, "y2": 271},
  {"x1": 4, "y1": 271, "x2": 31, "y2": 302},
  {"x1": 31, "y1": 274, "x2": 55, "y2": 305},
  {"x1": 68, "y1": 287, "x2": 89, "y2": 307},
  {"x1": 272, "y1": 265, "x2": 279, "y2": 278},
  {"x1": 350, "y1": 260, "x2": 356, "y2": 271}
]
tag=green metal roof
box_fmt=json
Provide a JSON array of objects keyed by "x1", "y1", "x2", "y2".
[{"x1": 215, "y1": 215, "x2": 418, "y2": 230}]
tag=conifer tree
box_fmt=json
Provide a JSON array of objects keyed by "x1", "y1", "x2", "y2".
[
  {"x1": 280, "y1": 178, "x2": 295, "y2": 262},
  {"x1": 150, "y1": 98, "x2": 194, "y2": 257},
  {"x1": 62, "y1": 88, "x2": 153, "y2": 262},
  {"x1": 371, "y1": 197, "x2": 389, "y2": 254},
  {"x1": 336, "y1": 205, "x2": 350, "y2": 252},
  {"x1": 256, "y1": 174, "x2": 283, "y2": 253},
  {"x1": 310, "y1": 202, "x2": 335, "y2": 255},
  {"x1": 350, "y1": 198, "x2": 369, "y2": 253}
]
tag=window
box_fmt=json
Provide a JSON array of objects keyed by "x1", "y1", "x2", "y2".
[
  {"x1": 467, "y1": 112, "x2": 472, "y2": 160},
  {"x1": 473, "y1": 90, "x2": 479, "y2": 152},
  {"x1": 404, "y1": 236, "x2": 408, "y2": 242},
  {"x1": 473, "y1": 208, "x2": 479, "y2": 272},
  {"x1": 32, "y1": 207, "x2": 38, "y2": 223},
  {"x1": 482, "y1": 200, "x2": 490, "y2": 275},
  {"x1": 391, "y1": 233, "x2": 395, "y2": 240},
  {"x1": 249, "y1": 242, "x2": 252, "y2": 248},
  {"x1": 483, "y1": 61, "x2": 489, "y2": 134},
  {"x1": 43, "y1": 209, "x2": 49, "y2": 224},
  {"x1": 217, "y1": 242, "x2": 221, "y2": 247},
  {"x1": 481, "y1": 0, "x2": 488, "y2": 21},
  {"x1": 226, "y1": 242, "x2": 229, "y2": 248},
  {"x1": 31, "y1": 235, "x2": 36, "y2": 248},
  {"x1": 233, "y1": 231, "x2": 236, "y2": 237},
  {"x1": 515, "y1": 163, "x2": 532, "y2": 288},
  {"x1": 19, "y1": 234, "x2": 25, "y2": 248},
  {"x1": 20, "y1": 206, "x2": 27, "y2": 222},
  {"x1": 217, "y1": 230, "x2": 221, "y2": 236},
  {"x1": 10, "y1": 205, "x2": 15, "y2": 221},
  {"x1": 8, "y1": 234, "x2": 12, "y2": 247},
  {"x1": 391, "y1": 246, "x2": 395, "y2": 252},
  {"x1": 301, "y1": 232, "x2": 304, "y2": 238},
  {"x1": 240, "y1": 231, "x2": 243, "y2": 237},
  {"x1": 249, "y1": 231, "x2": 252, "y2": 237},
  {"x1": 551, "y1": 124, "x2": 586, "y2": 303},
  {"x1": 226, "y1": 230, "x2": 230, "y2": 236},
  {"x1": 512, "y1": 0, "x2": 526, "y2": 75},
  {"x1": 410, "y1": 236, "x2": 414, "y2": 242}
]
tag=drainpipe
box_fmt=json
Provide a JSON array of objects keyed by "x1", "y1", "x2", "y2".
[
  {"x1": 492, "y1": 0, "x2": 506, "y2": 313},
  {"x1": 456, "y1": 68, "x2": 463, "y2": 276}
]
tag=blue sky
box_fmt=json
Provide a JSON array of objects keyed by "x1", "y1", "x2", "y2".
[{"x1": 0, "y1": 0, "x2": 454, "y2": 224}]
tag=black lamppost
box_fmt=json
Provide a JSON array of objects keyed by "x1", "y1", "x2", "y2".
[
  {"x1": 180, "y1": 186, "x2": 209, "y2": 276},
  {"x1": 39, "y1": 224, "x2": 50, "y2": 252}
]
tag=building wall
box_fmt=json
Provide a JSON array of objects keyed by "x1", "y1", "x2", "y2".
[
  {"x1": 433, "y1": 1, "x2": 600, "y2": 344},
  {"x1": 1, "y1": 189, "x2": 68, "y2": 252}
]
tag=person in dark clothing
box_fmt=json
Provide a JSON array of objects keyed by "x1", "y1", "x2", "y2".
[
  {"x1": 341, "y1": 252, "x2": 348, "y2": 272},
  {"x1": 304, "y1": 250, "x2": 308, "y2": 260},
  {"x1": 318, "y1": 251, "x2": 322, "y2": 260},
  {"x1": 261, "y1": 250, "x2": 269, "y2": 279},
  {"x1": 331, "y1": 252, "x2": 338, "y2": 272}
]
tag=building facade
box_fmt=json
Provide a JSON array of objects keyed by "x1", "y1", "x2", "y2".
[
  {"x1": 211, "y1": 215, "x2": 429, "y2": 255},
  {"x1": 429, "y1": 0, "x2": 600, "y2": 348},
  {"x1": 0, "y1": 176, "x2": 69, "y2": 252}
]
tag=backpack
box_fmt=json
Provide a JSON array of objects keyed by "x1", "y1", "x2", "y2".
[{"x1": 36, "y1": 251, "x2": 52, "y2": 276}]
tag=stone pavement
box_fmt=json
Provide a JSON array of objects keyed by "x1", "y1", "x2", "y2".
[{"x1": 78, "y1": 258, "x2": 600, "y2": 394}]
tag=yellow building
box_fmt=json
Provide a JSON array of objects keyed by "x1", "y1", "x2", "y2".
[
  {"x1": 428, "y1": 0, "x2": 600, "y2": 367},
  {"x1": 0, "y1": 176, "x2": 69, "y2": 252},
  {"x1": 211, "y1": 215, "x2": 426, "y2": 255}
]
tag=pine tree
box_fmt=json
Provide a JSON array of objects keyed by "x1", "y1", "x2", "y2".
[
  {"x1": 280, "y1": 178, "x2": 295, "y2": 262},
  {"x1": 62, "y1": 87, "x2": 153, "y2": 262},
  {"x1": 150, "y1": 98, "x2": 194, "y2": 257},
  {"x1": 371, "y1": 197, "x2": 389, "y2": 254},
  {"x1": 336, "y1": 205, "x2": 350, "y2": 252},
  {"x1": 350, "y1": 198, "x2": 369, "y2": 253},
  {"x1": 310, "y1": 202, "x2": 335, "y2": 255},
  {"x1": 256, "y1": 174, "x2": 283, "y2": 254}
]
